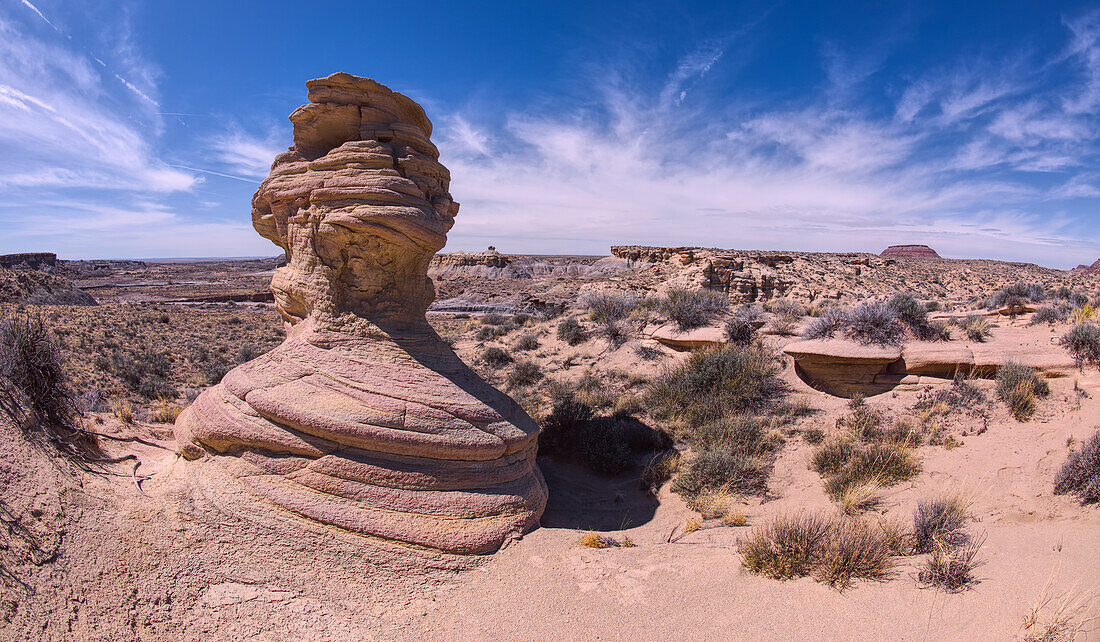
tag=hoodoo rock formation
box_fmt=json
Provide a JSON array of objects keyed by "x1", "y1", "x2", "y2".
[
  {"x1": 880, "y1": 244, "x2": 940, "y2": 258},
  {"x1": 174, "y1": 73, "x2": 547, "y2": 554}
]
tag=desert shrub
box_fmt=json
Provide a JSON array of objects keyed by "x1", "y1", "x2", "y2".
[
  {"x1": 481, "y1": 346, "x2": 512, "y2": 367},
  {"x1": 556, "y1": 317, "x2": 587, "y2": 346},
  {"x1": 597, "y1": 320, "x2": 629, "y2": 348},
  {"x1": 512, "y1": 312, "x2": 532, "y2": 326},
  {"x1": 1072, "y1": 304, "x2": 1096, "y2": 324},
  {"x1": 803, "y1": 307, "x2": 845, "y2": 340},
  {"x1": 962, "y1": 314, "x2": 993, "y2": 342},
  {"x1": 581, "y1": 292, "x2": 636, "y2": 325},
  {"x1": 687, "y1": 415, "x2": 773, "y2": 455},
  {"x1": 656, "y1": 287, "x2": 729, "y2": 330},
  {"x1": 996, "y1": 362, "x2": 1049, "y2": 420},
  {"x1": 0, "y1": 312, "x2": 79, "y2": 429},
  {"x1": 645, "y1": 343, "x2": 786, "y2": 427},
  {"x1": 739, "y1": 512, "x2": 894, "y2": 589},
  {"x1": 914, "y1": 373, "x2": 986, "y2": 414},
  {"x1": 236, "y1": 344, "x2": 259, "y2": 363},
  {"x1": 540, "y1": 394, "x2": 670, "y2": 474},
  {"x1": 475, "y1": 326, "x2": 494, "y2": 341},
  {"x1": 204, "y1": 363, "x2": 231, "y2": 386},
  {"x1": 888, "y1": 293, "x2": 929, "y2": 333},
  {"x1": 724, "y1": 315, "x2": 757, "y2": 346},
  {"x1": 0, "y1": 312, "x2": 94, "y2": 457},
  {"x1": 672, "y1": 450, "x2": 765, "y2": 497},
  {"x1": 1029, "y1": 306, "x2": 1067, "y2": 326},
  {"x1": 150, "y1": 397, "x2": 182, "y2": 423},
  {"x1": 803, "y1": 428, "x2": 826, "y2": 444},
  {"x1": 1053, "y1": 430, "x2": 1100, "y2": 504},
  {"x1": 765, "y1": 299, "x2": 806, "y2": 318},
  {"x1": 918, "y1": 539, "x2": 983, "y2": 592},
  {"x1": 811, "y1": 438, "x2": 857, "y2": 476},
  {"x1": 844, "y1": 302, "x2": 905, "y2": 346},
  {"x1": 990, "y1": 282, "x2": 1046, "y2": 308},
  {"x1": 767, "y1": 314, "x2": 799, "y2": 336},
  {"x1": 1058, "y1": 324, "x2": 1100, "y2": 368},
  {"x1": 506, "y1": 360, "x2": 542, "y2": 388},
  {"x1": 482, "y1": 313, "x2": 508, "y2": 325},
  {"x1": 912, "y1": 495, "x2": 969, "y2": 553},
  {"x1": 840, "y1": 405, "x2": 885, "y2": 441},
  {"x1": 514, "y1": 333, "x2": 539, "y2": 351}
]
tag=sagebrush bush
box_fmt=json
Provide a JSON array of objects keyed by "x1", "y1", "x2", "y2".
[
  {"x1": 581, "y1": 292, "x2": 636, "y2": 325},
  {"x1": 1053, "y1": 430, "x2": 1100, "y2": 504},
  {"x1": 996, "y1": 362, "x2": 1049, "y2": 420},
  {"x1": 556, "y1": 317, "x2": 587, "y2": 345},
  {"x1": 656, "y1": 287, "x2": 729, "y2": 330},
  {"x1": 888, "y1": 293, "x2": 929, "y2": 334},
  {"x1": 1058, "y1": 324, "x2": 1100, "y2": 368},
  {"x1": 482, "y1": 313, "x2": 508, "y2": 326},
  {"x1": 645, "y1": 343, "x2": 786, "y2": 428},
  {"x1": 481, "y1": 346, "x2": 512, "y2": 367},
  {"x1": 844, "y1": 302, "x2": 905, "y2": 346},
  {"x1": 739, "y1": 512, "x2": 895, "y2": 589},
  {"x1": 724, "y1": 315, "x2": 757, "y2": 346},
  {"x1": 506, "y1": 360, "x2": 542, "y2": 388},
  {"x1": 1029, "y1": 306, "x2": 1067, "y2": 326},
  {"x1": 989, "y1": 282, "x2": 1046, "y2": 308},
  {"x1": 803, "y1": 307, "x2": 845, "y2": 340},
  {"x1": 514, "y1": 333, "x2": 539, "y2": 351}
]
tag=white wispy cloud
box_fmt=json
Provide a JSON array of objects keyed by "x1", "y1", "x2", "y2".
[
  {"x1": 209, "y1": 129, "x2": 286, "y2": 179},
  {"x1": 437, "y1": 19, "x2": 1099, "y2": 268}
]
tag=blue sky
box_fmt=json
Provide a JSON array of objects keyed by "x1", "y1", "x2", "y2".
[{"x1": 1, "y1": 1, "x2": 1098, "y2": 267}]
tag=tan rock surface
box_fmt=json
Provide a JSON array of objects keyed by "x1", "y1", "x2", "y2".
[
  {"x1": 646, "y1": 322, "x2": 727, "y2": 350},
  {"x1": 174, "y1": 73, "x2": 546, "y2": 555}
]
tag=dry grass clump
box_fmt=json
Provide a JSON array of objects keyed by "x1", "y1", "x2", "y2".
[
  {"x1": 912, "y1": 494, "x2": 970, "y2": 553},
  {"x1": 655, "y1": 287, "x2": 729, "y2": 330},
  {"x1": 811, "y1": 404, "x2": 921, "y2": 506},
  {"x1": 996, "y1": 362, "x2": 1050, "y2": 420},
  {"x1": 765, "y1": 299, "x2": 804, "y2": 336},
  {"x1": 579, "y1": 532, "x2": 634, "y2": 548},
  {"x1": 918, "y1": 538, "x2": 984, "y2": 593},
  {"x1": 110, "y1": 398, "x2": 134, "y2": 424},
  {"x1": 1054, "y1": 430, "x2": 1100, "y2": 504},
  {"x1": 672, "y1": 450, "x2": 765, "y2": 497},
  {"x1": 513, "y1": 333, "x2": 540, "y2": 351},
  {"x1": 962, "y1": 314, "x2": 993, "y2": 342},
  {"x1": 0, "y1": 311, "x2": 94, "y2": 457},
  {"x1": 1022, "y1": 577, "x2": 1099, "y2": 642},
  {"x1": 1059, "y1": 324, "x2": 1100, "y2": 369},
  {"x1": 149, "y1": 397, "x2": 182, "y2": 424},
  {"x1": 640, "y1": 449, "x2": 681, "y2": 495},
  {"x1": 738, "y1": 512, "x2": 896, "y2": 589}
]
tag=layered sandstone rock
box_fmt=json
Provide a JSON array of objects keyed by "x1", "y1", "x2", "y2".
[
  {"x1": 880, "y1": 244, "x2": 940, "y2": 258},
  {"x1": 174, "y1": 73, "x2": 546, "y2": 555}
]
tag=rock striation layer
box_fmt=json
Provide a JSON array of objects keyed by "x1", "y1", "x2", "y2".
[
  {"x1": 174, "y1": 73, "x2": 546, "y2": 555},
  {"x1": 880, "y1": 244, "x2": 940, "y2": 258}
]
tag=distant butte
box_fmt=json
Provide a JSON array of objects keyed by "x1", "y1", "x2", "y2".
[{"x1": 880, "y1": 244, "x2": 941, "y2": 258}]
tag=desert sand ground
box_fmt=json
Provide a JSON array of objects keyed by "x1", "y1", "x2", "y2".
[{"x1": 2, "y1": 253, "x2": 1099, "y2": 640}]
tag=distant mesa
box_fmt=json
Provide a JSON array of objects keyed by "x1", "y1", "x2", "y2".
[
  {"x1": 1071, "y1": 258, "x2": 1100, "y2": 274},
  {"x1": 0, "y1": 252, "x2": 57, "y2": 271},
  {"x1": 880, "y1": 244, "x2": 940, "y2": 259}
]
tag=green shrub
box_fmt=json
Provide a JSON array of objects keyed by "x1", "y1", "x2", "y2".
[
  {"x1": 556, "y1": 317, "x2": 587, "y2": 345},
  {"x1": 645, "y1": 343, "x2": 786, "y2": 428},
  {"x1": 656, "y1": 287, "x2": 729, "y2": 330},
  {"x1": 1054, "y1": 430, "x2": 1100, "y2": 504}
]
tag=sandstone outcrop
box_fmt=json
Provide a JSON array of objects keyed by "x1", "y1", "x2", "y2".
[
  {"x1": 0, "y1": 252, "x2": 57, "y2": 271},
  {"x1": 0, "y1": 266, "x2": 96, "y2": 305},
  {"x1": 174, "y1": 73, "x2": 546, "y2": 555},
  {"x1": 880, "y1": 244, "x2": 940, "y2": 258},
  {"x1": 429, "y1": 250, "x2": 627, "y2": 281}
]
